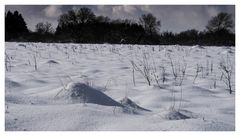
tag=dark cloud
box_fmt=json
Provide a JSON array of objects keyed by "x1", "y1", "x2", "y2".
[{"x1": 5, "y1": 5, "x2": 235, "y2": 33}]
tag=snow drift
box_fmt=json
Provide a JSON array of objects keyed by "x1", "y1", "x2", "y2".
[
  {"x1": 120, "y1": 97, "x2": 152, "y2": 113},
  {"x1": 5, "y1": 42, "x2": 235, "y2": 131},
  {"x1": 58, "y1": 82, "x2": 123, "y2": 107},
  {"x1": 164, "y1": 110, "x2": 191, "y2": 120}
]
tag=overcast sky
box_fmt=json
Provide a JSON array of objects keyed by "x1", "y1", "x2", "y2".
[{"x1": 5, "y1": 5, "x2": 235, "y2": 33}]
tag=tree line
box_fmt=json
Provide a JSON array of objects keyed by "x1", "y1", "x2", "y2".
[{"x1": 5, "y1": 7, "x2": 235, "y2": 46}]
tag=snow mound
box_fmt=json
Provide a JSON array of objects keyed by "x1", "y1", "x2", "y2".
[
  {"x1": 164, "y1": 110, "x2": 191, "y2": 120},
  {"x1": 191, "y1": 45, "x2": 205, "y2": 49},
  {"x1": 5, "y1": 79, "x2": 22, "y2": 88},
  {"x1": 120, "y1": 97, "x2": 152, "y2": 114},
  {"x1": 60, "y1": 82, "x2": 123, "y2": 107},
  {"x1": 18, "y1": 44, "x2": 26, "y2": 48},
  {"x1": 46, "y1": 60, "x2": 59, "y2": 64},
  {"x1": 221, "y1": 50, "x2": 234, "y2": 54},
  {"x1": 163, "y1": 48, "x2": 173, "y2": 52}
]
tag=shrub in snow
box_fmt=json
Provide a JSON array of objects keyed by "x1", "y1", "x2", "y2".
[
  {"x1": 168, "y1": 55, "x2": 178, "y2": 82},
  {"x1": 131, "y1": 52, "x2": 152, "y2": 86},
  {"x1": 219, "y1": 60, "x2": 233, "y2": 94},
  {"x1": 193, "y1": 64, "x2": 201, "y2": 83},
  {"x1": 5, "y1": 52, "x2": 11, "y2": 72}
]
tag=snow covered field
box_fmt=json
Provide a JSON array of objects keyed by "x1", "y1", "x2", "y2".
[{"x1": 5, "y1": 42, "x2": 235, "y2": 131}]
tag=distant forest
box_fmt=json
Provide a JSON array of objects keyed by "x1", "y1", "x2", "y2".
[{"x1": 5, "y1": 7, "x2": 235, "y2": 46}]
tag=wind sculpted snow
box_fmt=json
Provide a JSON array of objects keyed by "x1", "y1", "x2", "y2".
[{"x1": 5, "y1": 42, "x2": 235, "y2": 131}]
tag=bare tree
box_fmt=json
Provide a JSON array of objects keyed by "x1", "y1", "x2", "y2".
[
  {"x1": 35, "y1": 22, "x2": 45, "y2": 34},
  {"x1": 35, "y1": 22, "x2": 54, "y2": 34},
  {"x1": 67, "y1": 10, "x2": 77, "y2": 25},
  {"x1": 58, "y1": 13, "x2": 71, "y2": 27},
  {"x1": 206, "y1": 12, "x2": 233, "y2": 32},
  {"x1": 76, "y1": 7, "x2": 95, "y2": 24},
  {"x1": 139, "y1": 13, "x2": 161, "y2": 35}
]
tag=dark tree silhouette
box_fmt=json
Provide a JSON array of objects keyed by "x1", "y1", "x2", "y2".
[
  {"x1": 206, "y1": 12, "x2": 233, "y2": 32},
  {"x1": 5, "y1": 10, "x2": 28, "y2": 41},
  {"x1": 204, "y1": 12, "x2": 235, "y2": 46},
  {"x1": 139, "y1": 13, "x2": 161, "y2": 35},
  {"x1": 35, "y1": 22, "x2": 53, "y2": 34},
  {"x1": 5, "y1": 9, "x2": 235, "y2": 46},
  {"x1": 76, "y1": 7, "x2": 96, "y2": 24},
  {"x1": 95, "y1": 16, "x2": 110, "y2": 23},
  {"x1": 55, "y1": 7, "x2": 146, "y2": 44},
  {"x1": 160, "y1": 31, "x2": 176, "y2": 45},
  {"x1": 176, "y1": 29, "x2": 199, "y2": 45}
]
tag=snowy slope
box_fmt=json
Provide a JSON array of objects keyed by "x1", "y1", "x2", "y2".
[{"x1": 5, "y1": 42, "x2": 235, "y2": 131}]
